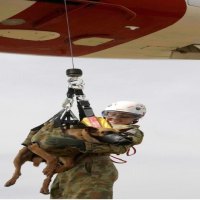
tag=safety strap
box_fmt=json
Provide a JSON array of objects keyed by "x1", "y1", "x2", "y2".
[
  {"x1": 77, "y1": 99, "x2": 96, "y2": 120},
  {"x1": 110, "y1": 155, "x2": 127, "y2": 164},
  {"x1": 67, "y1": 87, "x2": 99, "y2": 122}
]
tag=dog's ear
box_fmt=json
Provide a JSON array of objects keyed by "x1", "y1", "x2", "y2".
[{"x1": 84, "y1": 127, "x2": 98, "y2": 133}]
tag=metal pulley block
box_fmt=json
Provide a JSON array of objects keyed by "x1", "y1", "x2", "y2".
[{"x1": 66, "y1": 68, "x2": 83, "y2": 77}]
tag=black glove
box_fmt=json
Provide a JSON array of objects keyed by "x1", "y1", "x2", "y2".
[
  {"x1": 94, "y1": 131, "x2": 132, "y2": 145},
  {"x1": 46, "y1": 136, "x2": 86, "y2": 151}
]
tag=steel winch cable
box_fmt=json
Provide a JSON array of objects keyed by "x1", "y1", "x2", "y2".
[
  {"x1": 62, "y1": 1, "x2": 98, "y2": 125},
  {"x1": 63, "y1": 0, "x2": 75, "y2": 69}
]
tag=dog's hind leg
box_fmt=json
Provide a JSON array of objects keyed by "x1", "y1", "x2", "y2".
[
  {"x1": 4, "y1": 147, "x2": 31, "y2": 187},
  {"x1": 40, "y1": 173, "x2": 54, "y2": 195},
  {"x1": 40, "y1": 158, "x2": 76, "y2": 194}
]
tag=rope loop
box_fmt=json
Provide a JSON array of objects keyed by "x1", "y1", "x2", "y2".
[{"x1": 126, "y1": 146, "x2": 136, "y2": 156}]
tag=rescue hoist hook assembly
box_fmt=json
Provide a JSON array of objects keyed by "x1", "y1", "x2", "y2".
[{"x1": 51, "y1": 68, "x2": 101, "y2": 129}]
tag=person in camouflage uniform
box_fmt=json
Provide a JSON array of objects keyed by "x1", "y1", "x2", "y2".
[{"x1": 50, "y1": 101, "x2": 146, "y2": 199}]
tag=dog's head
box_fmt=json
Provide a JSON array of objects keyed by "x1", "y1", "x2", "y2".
[{"x1": 84, "y1": 127, "x2": 118, "y2": 137}]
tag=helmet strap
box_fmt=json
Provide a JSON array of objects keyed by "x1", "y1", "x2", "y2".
[{"x1": 132, "y1": 120, "x2": 138, "y2": 124}]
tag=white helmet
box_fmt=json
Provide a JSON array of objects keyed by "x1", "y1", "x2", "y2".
[{"x1": 102, "y1": 101, "x2": 146, "y2": 119}]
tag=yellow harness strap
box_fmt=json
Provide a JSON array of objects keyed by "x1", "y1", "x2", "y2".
[{"x1": 81, "y1": 117, "x2": 112, "y2": 128}]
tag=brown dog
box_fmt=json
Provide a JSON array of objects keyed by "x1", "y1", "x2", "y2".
[{"x1": 5, "y1": 122, "x2": 118, "y2": 194}]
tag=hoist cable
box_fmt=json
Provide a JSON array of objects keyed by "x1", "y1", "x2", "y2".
[{"x1": 63, "y1": 0, "x2": 75, "y2": 69}]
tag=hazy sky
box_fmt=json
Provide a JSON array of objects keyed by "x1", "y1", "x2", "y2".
[{"x1": 0, "y1": 53, "x2": 200, "y2": 198}]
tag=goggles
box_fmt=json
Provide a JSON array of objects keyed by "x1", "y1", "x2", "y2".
[{"x1": 106, "y1": 112, "x2": 140, "y2": 120}]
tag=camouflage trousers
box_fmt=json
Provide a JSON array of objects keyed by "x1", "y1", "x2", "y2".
[{"x1": 50, "y1": 155, "x2": 118, "y2": 199}]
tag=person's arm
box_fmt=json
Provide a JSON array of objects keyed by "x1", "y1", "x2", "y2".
[
  {"x1": 84, "y1": 142, "x2": 130, "y2": 154},
  {"x1": 121, "y1": 128, "x2": 144, "y2": 145},
  {"x1": 84, "y1": 127, "x2": 144, "y2": 154}
]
